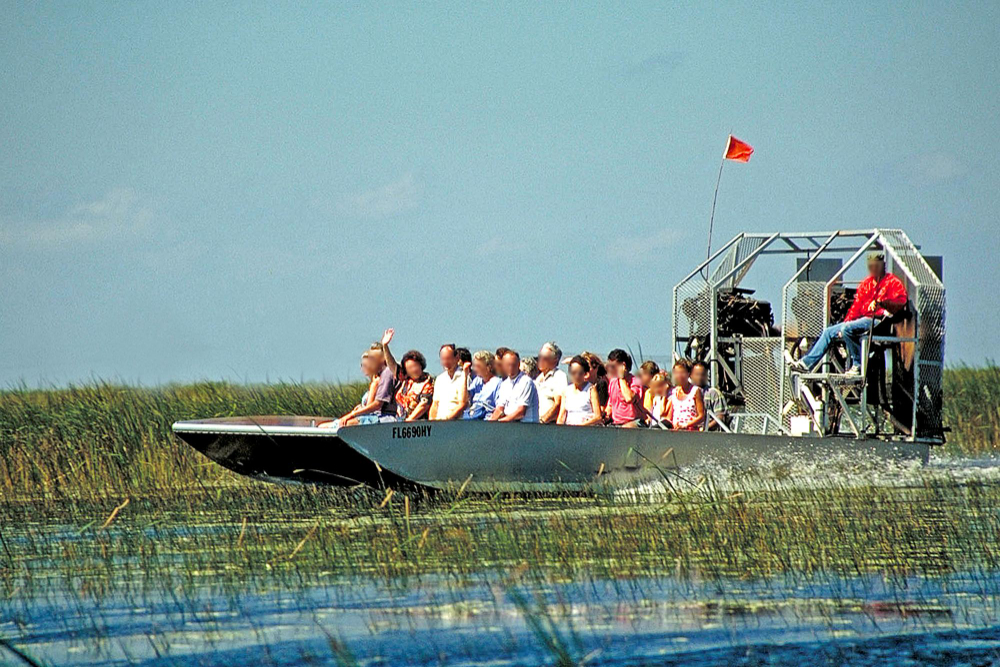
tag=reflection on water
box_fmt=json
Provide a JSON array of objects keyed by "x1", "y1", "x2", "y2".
[{"x1": 4, "y1": 572, "x2": 1000, "y2": 665}]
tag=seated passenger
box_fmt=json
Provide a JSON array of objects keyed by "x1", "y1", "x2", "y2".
[
  {"x1": 582, "y1": 351, "x2": 610, "y2": 420},
  {"x1": 643, "y1": 372, "x2": 672, "y2": 427},
  {"x1": 520, "y1": 355, "x2": 539, "y2": 380},
  {"x1": 690, "y1": 361, "x2": 728, "y2": 430},
  {"x1": 338, "y1": 332, "x2": 400, "y2": 426},
  {"x1": 556, "y1": 356, "x2": 602, "y2": 426},
  {"x1": 489, "y1": 350, "x2": 539, "y2": 422},
  {"x1": 535, "y1": 341, "x2": 569, "y2": 423},
  {"x1": 494, "y1": 346, "x2": 512, "y2": 373},
  {"x1": 790, "y1": 251, "x2": 907, "y2": 376},
  {"x1": 665, "y1": 359, "x2": 705, "y2": 431},
  {"x1": 638, "y1": 360, "x2": 661, "y2": 392},
  {"x1": 604, "y1": 349, "x2": 646, "y2": 427},
  {"x1": 327, "y1": 352, "x2": 376, "y2": 428},
  {"x1": 393, "y1": 349, "x2": 434, "y2": 421},
  {"x1": 430, "y1": 344, "x2": 468, "y2": 421},
  {"x1": 465, "y1": 350, "x2": 501, "y2": 419}
]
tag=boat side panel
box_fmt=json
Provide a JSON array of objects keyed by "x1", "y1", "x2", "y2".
[{"x1": 338, "y1": 421, "x2": 929, "y2": 490}]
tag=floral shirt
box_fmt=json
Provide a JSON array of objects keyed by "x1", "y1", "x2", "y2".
[{"x1": 395, "y1": 372, "x2": 434, "y2": 420}]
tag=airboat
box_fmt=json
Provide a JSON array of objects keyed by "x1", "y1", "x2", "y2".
[{"x1": 173, "y1": 228, "x2": 945, "y2": 492}]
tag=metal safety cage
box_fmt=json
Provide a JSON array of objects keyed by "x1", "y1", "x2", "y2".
[{"x1": 671, "y1": 229, "x2": 945, "y2": 443}]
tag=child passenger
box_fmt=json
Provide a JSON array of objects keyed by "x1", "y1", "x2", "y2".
[
  {"x1": 643, "y1": 373, "x2": 671, "y2": 426},
  {"x1": 664, "y1": 359, "x2": 705, "y2": 431},
  {"x1": 556, "y1": 356, "x2": 603, "y2": 426},
  {"x1": 637, "y1": 360, "x2": 660, "y2": 391}
]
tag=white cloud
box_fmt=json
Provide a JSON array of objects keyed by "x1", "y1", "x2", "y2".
[
  {"x1": 625, "y1": 50, "x2": 686, "y2": 78},
  {"x1": 338, "y1": 172, "x2": 421, "y2": 220},
  {"x1": 610, "y1": 227, "x2": 680, "y2": 261},
  {"x1": 472, "y1": 235, "x2": 505, "y2": 258},
  {"x1": 0, "y1": 188, "x2": 154, "y2": 247},
  {"x1": 907, "y1": 152, "x2": 967, "y2": 185}
]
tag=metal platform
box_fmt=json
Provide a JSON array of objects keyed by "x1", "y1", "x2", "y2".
[{"x1": 672, "y1": 229, "x2": 945, "y2": 444}]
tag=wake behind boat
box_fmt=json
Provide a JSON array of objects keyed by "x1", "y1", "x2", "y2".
[{"x1": 172, "y1": 228, "x2": 946, "y2": 493}]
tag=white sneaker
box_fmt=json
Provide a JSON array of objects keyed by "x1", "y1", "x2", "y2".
[{"x1": 843, "y1": 366, "x2": 861, "y2": 378}]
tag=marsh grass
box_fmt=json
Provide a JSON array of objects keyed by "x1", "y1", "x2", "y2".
[
  {"x1": 0, "y1": 381, "x2": 361, "y2": 500},
  {"x1": 1, "y1": 366, "x2": 998, "y2": 501},
  {"x1": 943, "y1": 363, "x2": 1000, "y2": 454},
  {"x1": 1, "y1": 371, "x2": 1000, "y2": 664}
]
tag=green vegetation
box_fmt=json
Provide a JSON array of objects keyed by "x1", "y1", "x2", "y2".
[
  {"x1": 0, "y1": 365, "x2": 998, "y2": 501},
  {"x1": 1, "y1": 368, "x2": 999, "y2": 664},
  {"x1": 0, "y1": 381, "x2": 362, "y2": 500},
  {"x1": 943, "y1": 363, "x2": 1000, "y2": 454}
]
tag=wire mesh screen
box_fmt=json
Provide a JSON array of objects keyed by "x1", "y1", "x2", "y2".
[
  {"x1": 918, "y1": 362, "x2": 944, "y2": 434},
  {"x1": 711, "y1": 236, "x2": 768, "y2": 289},
  {"x1": 737, "y1": 337, "x2": 783, "y2": 434},
  {"x1": 917, "y1": 285, "x2": 946, "y2": 363},
  {"x1": 783, "y1": 281, "x2": 828, "y2": 340},
  {"x1": 879, "y1": 229, "x2": 944, "y2": 289},
  {"x1": 673, "y1": 280, "x2": 712, "y2": 350}
]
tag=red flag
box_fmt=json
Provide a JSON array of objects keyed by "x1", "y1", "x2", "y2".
[{"x1": 724, "y1": 135, "x2": 754, "y2": 162}]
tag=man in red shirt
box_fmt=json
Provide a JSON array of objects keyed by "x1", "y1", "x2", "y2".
[{"x1": 791, "y1": 251, "x2": 908, "y2": 376}]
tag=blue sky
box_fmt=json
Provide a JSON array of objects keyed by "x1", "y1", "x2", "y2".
[{"x1": 1, "y1": 2, "x2": 997, "y2": 386}]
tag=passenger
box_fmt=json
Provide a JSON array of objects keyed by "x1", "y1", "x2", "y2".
[
  {"x1": 328, "y1": 352, "x2": 376, "y2": 427},
  {"x1": 430, "y1": 344, "x2": 468, "y2": 421},
  {"x1": 790, "y1": 250, "x2": 907, "y2": 376},
  {"x1": 604, "y1": 349, "x2": 646, "y2": 427},
  {"x1": 456, "y1": 347, "x2": 472, "y2": 367},
  {"x1": 356, "y1": 351, "x2": 375, "y2": 409},
  {"x1": 338, "y1": 332, "x2": 400, "y2": 426},
  {"x1": 690, "y1": 361, "x2": 728, "y2": 431},
  {"x1": 638, "y1": 361, "x2": 661, "y2": 392},
  {"x1": 465, "y1": 350, "x2": 502, "y2": 419},
  {"x1": 582, "y1": 351, "x2": 610, "y2": 419},
  {"x1": 664, "y1": 359, "x2": 705, "y2": 431},
  {"x1": 643, "y1": 372, "x2": 672, "y2": 426},
  {"x1": 520, "y1": 355, "x2": 539, "y2": 380},
  {"x1": 489, "y1": 350, "x2": 539, "y2": 422},
  {"x1": 556, "y1": 355, "x2": 602, "y2": 426},
  {"x1": 494, "y1": 347, "x2": 513, "y2": 375},
  {"x1": 393, "y1": 349, "x2": 434, "y2": 421},
  {"x1": 535, "y1": 341, "x2": 569, "y2": 423}
]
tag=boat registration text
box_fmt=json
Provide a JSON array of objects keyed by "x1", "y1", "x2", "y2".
[{"x1": 392, "y1": 425, "x2": 432, "y2": 440}]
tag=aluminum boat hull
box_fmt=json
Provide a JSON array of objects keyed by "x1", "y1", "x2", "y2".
[
  {"x1": 171, "y1": 416, "x2": 407, "y2": 488},
  {"x1": 336, "y1": 421, "x2": 930, "y2": 492},
  {"x1": 173, "y1": 417, "x2": 930, "y2": 492}
]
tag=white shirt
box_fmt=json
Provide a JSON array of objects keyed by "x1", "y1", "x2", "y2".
[
  {"x1": 433, "y1": 367, "x2": 467, "y2": 418},
  {"x1": 562, "y1": 382, "x2": 594, "y2": 425},
  {"x1": 496, "y1": 372, "x2": 539, "y2": 422},
  {"x1": 534, "y1": 368, "x2": 568, "y2": 419}
]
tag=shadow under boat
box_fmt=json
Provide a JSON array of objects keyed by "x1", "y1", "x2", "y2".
[{"x1": 171, "y1": 416, "x2": 410, "y2": 488}]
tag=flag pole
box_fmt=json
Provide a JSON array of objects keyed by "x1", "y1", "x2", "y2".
[{"x1": 705, "y1": 152, "x2": 726, "y2": 264}]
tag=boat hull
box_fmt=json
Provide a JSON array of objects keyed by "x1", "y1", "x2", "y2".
[
  {"x1": 174, "y1": 417, "x2": 931, "y2": 492},
  {"x1": 172, "y1": 416, "x2": 407, "y2": 488},
  {"x1": 337, "y1": 421, "x2": 931, "y2": 492}
]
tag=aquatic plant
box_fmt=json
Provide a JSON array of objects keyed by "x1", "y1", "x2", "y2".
[{"x1": 0, "y1": 364, "x2": 997, "y2": 503}]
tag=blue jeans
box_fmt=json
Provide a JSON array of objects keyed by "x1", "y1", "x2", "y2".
[{"x1": 800, "y1": 318, "x2": 873, "y2": 370}]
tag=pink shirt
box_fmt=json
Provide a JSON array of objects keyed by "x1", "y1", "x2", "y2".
[{"x1": 607, "y1": 374, "x2": 644, "y2": 424}]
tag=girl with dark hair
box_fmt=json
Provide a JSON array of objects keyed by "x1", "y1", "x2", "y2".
[
  {"x1": 557, "y1": 356, "x2": 602, "y2": 426},
  {"x1": 581, "y1": 351, "x2": 610, "y2": 421}
]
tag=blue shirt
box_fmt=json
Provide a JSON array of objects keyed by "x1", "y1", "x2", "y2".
[
  {"x1": 496, "y1": 372, "x2": 539, "y2": 423},
  {"x1": 465, "y1": 375, "x2": 501, "y2": 420}
]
